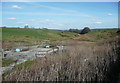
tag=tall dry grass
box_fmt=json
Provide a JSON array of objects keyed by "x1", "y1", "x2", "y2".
[{"x1": 3, "y1": 36, "x2": 120, "y2": 82}]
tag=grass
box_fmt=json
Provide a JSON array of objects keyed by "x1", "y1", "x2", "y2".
[
  {"x1": 2, "y1": 70, "x2": 11, "y2": 80},
  {"x1": 2, "y1": 28, "x2": 120, "y2": 81},
  {"x1": 74, "y1": 29, "x2": 118, "y2": 42},
  {"x1": 3, "y1": 36, "x2": 120, "y2": 81},
  {"x1": 2, "y1": 28, "x2": 78, "y2": 50},
  {"x1": 2, "y1": 58, "x2": 16, "y2": 67},
  {"x1": 88, "y1": 29, "x2": 118, "y2": 41},
  {"x1": 13, "y1": 59, "x2": 35, "y2": 71},
  {"x1": 2, "y1": 28, "x2": 78, "y2": 41},
  {"x1": 2, "y1": 28, "x2": 118, "y2": 42},
  {"x1": 2, "y1": 59, "x2": 35, "y2": 80}
]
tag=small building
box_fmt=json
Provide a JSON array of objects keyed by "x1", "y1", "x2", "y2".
[
  {"x1": 15, "y1": 46, "x2": 29, "y2": 52},
  {"x1": 45, "y1": 45, "x2": 50, "y2": 48}
]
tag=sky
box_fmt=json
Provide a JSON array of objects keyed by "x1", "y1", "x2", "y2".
[
  {"x1": 1, "y1": 2, "x2": 118, "y2": 30},
  {"x1": 1, "y1": 0, "x2": 120, "y2": 2}
]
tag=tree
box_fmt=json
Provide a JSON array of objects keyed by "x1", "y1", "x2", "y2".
[
  {"x1": 80, "y1": 27, "x2": 91, "y2": 34},
  {"x1": 3, "y1": 26, "x2": 6, "y2": 28},
  {"x1": 69, "y1": 29, "x2": 81, "y2": 33}
]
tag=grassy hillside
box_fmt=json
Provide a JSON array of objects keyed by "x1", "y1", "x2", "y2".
[
  {"x1": 2, "y1": 28, "x2": 118, "y2": 42},
  {"x1": 2, "y1": 28, "x2": 78, "y2": 41},
  {"x1": 73, "y1": 29, "x2": 118, "y2": 42}
]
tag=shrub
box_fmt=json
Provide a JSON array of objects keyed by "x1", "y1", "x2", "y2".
[
  {"x1": 80, "y1": 27, "x2": 91, "y2": 34},
  {"x1": 116, "y1": 29, "x2": 120, "y2": 35}
]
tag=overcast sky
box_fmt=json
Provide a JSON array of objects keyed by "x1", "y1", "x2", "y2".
[{"x1": 1, "y1": 2, "x2": 118, "y2": 29}]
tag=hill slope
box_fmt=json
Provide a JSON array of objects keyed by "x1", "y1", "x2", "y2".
[
  {"x1": 2, "y1": 28, "x2": 78, "y2": 41},
  {"x1": 2, "y1": 28, "x2": 118, "y2": 42},
  {"x1": 73, "y1": 29, "x2": 118, "y2": 42}
]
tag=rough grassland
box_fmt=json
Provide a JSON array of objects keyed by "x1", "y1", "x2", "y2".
[
  {"x1": 3, "y1": 36, "x2": 120, "y2": 82},
  {"x1": 74, "y1": 29, "x2": 118, "y2": 42},
  {"x1": 2, "y1": 58, "x2": 16, "y2": 67},
  {"x1": 2, "y1": 28, "x2": 78, "y2": 41},
  {"x1": 2, "y1": 28, "x2": 120, "y2": 82}
]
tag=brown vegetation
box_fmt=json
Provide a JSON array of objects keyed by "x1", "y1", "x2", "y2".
[
  {"x1": 3, "y1": 36, "x2": 120, "y2": 82},
  {"x1": 47, "y1": 33, "x2": 60, "y2": 38},
  {"x1": 73, "y1": 34, "x2": 90, "y2": 40}
]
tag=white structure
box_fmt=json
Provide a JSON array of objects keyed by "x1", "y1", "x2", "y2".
[{"x1": 45, "y1": 45, "x2": 50, "y2": 48}]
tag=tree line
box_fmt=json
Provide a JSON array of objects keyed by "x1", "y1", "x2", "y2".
[{"x1": 68, "y1": 27, "x2": 91, "y2": 34}]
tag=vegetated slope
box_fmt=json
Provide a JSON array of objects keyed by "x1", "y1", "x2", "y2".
[
  {"x1": 2, "y1": 58, "x2": 16, "y2": 67},
  {"x1": 2, "y1": 28, "x2": 118, "y2": 42},
  {"x1": 74, "y1": 29, "x2": 118, "y2": 42},
  {"x1": 2, "y1": 28, "x2": 78, "y2": 41},
  {"x1": 3, "y1": 36, "x2": 120, "y2": 82}
]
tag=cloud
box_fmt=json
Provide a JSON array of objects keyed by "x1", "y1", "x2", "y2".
[
  {"x1": 5, "y1": 11, "x2": 92, "y2": 18},
  {"x1": 94, "y1": 21, "x2": 102, "y2": 24},
  {"x1": 57, "y1": 24, "x2": 64, "y2": 26},
  {"x1": 107, "y1": 13, "x2": 112, "y2": 16},
  {"x1": 12, "y1": 5, "x2": 22, "y2": 9},
  {"x1": 25, "y1": 3, "x2": 77, "y2": 13},
  {"x1": 63, "y1": 21, "x2": 76, "y2": 25},
  {"x1": 7, "y1": 18, "x2": 17, "y2": 20},
  {"x1": 39, "y1": 19, "x2": 64, "y2": 27},
  {"x1": 28, "y1": 19, "x2": 36, "y2": 22},
  {"x1": 40, "y1": 19, "x2": 54, "y2": 25},
  {"x1": 34, "y1": 5, "x2": 77, "y2": 13},
  {"x1": 25, "y1": 24, "x2": 29, "y2": 26},
  {"x1": 16, "y1": 22, "x2": 24, "y2": 24}
]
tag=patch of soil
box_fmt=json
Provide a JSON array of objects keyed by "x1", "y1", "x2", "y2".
[
  {"x1": 73, "y1": 34, "x2": 91, "y2": 40},
  {"x1": 47, "y1": 33, "x2": 60, "y2": 37}
]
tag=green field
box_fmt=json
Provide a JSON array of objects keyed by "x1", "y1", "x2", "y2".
[
  {"x1": 2, "y1": 28, "x2": 118, "y2": 42},
  {"x1": 2, "y1": 28, "x2": 78, "y2": 41}
]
